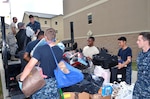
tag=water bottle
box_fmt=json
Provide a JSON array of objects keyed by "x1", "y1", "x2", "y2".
[{"x1": 101, "y1": 85, "x2": 113, "y2": 96}]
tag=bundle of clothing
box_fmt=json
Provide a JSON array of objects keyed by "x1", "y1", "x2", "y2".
[
  {"x1": 63, "y1": 50, "x2": 89, "y2": 70},
  {"x1": 92, "y1": 48, "x2": 118, "y2": 69},
  {"x1": 62, "y1": 73, "x2": 104, "y2": 94}
]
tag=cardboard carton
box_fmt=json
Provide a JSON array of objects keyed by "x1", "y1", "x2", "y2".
[
  {"x1": 78, "y1": 92, "x2": 90, "y2": 99},
  {"x1": 63, "y1": 92, "x2": 90, "y2": 99},
  {"x1": 63, "y1": 92, "x2": 77, "y2": 99},
  {"x1": 63, "y1": 92, "x2": 111, "y2": 99},
  {"x1": 90, "y1": 94, "x2": 111, "y2": 99}
]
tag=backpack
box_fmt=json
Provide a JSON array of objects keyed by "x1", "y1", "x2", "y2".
[{"x1": 92, "y1": 48, "x2": 118, "y2": 69}]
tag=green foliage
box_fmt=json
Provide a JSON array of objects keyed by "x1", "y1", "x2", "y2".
[{"x1": 132, "y1": 61, "x2": 137, "y2": 71}]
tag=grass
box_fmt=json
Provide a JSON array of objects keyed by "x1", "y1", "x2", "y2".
[{"x1": 132, "y1": 61, "x2": 137, "y2": 71}]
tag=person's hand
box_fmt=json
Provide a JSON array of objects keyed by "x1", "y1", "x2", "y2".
[
  {"x1": 39, "y1": 68, "x2": 48, "y2": 78},
  {"x1": 87, "y1": 57, "x2": 92, "y2": 60},
  {"x1": 18, "y1": 80, "x2": 22, "y2": 90},
  {"x1": 117, "y1": 63, "x2": 124, "y2": 69}
]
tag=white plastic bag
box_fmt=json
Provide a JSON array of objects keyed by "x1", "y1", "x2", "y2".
[
  {"x1": 112, "y1": 82, "x2": 135, "y2": 99},
  {"x1": 26, "y1": 26, "x2": 36, "y2": 40},
  {"x1": 94, "y1": 66, "x2": 110, "y2": 84}
]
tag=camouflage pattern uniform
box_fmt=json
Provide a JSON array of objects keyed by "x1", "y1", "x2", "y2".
[
  {"x1": 31, "y1": 78, "x2": 60, "y2": 99},
  {"x1": 133, "y1": 49, "x2": 150, "y2": 99},
  {"x1": 7, "y1": 22, "x2": 18, "y2": 56}
]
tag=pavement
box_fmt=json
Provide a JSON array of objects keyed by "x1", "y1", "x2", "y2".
[
  {"x1": 0, "y1": 54, "x2": 10, "y2": 99},
  {"x1": 0, "y1": 54, "x2": 138, "y2": 99},
  {"x1": 132, "y1": 70, "x2": 137, "y2": 83}
]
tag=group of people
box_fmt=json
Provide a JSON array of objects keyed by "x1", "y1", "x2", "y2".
[
  {"x1": 7, "y1": 15, "x2": 64, "y2": 99},
  {"x1": 82, "y1": 34, "x2": 150, "y2": 99},
  {"x1": 7, "y1": 15, "x2": 41, "y2": 61},
  {"x1": 82, "y1": 36, "x2": 132, "y2": 84},
  {"x1": 6, "y1": 14, "x2": 150, "y2": 98}
]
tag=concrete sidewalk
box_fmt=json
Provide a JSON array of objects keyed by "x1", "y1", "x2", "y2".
[
  {"x1": 0, "y1": 55, "x2": 10, "y2": 99},
  {"x1": 132, "y1": 70, "x2": 137, "y2": 83}
]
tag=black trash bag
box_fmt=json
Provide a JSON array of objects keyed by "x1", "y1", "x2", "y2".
[
  {"x1": 109, "y1": 55, "x2": 118, "y2": 68},
  {"x1": 92, "y1": 48, "x2": 118, "y2": 69}
]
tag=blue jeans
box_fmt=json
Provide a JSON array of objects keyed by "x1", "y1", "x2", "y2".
[{"x1": 126, "y1": 66, "x2": 132, "y2": 85}]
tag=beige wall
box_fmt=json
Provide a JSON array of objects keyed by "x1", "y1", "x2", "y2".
[
  {"x1": 39, "y1": 18, "x2": 51, "y2": 28},
  {"x1": 63, "y1": 0, "x2": 149, "y2": 60},
  {"x1": 63, "y1": 0, "x2": 101, "y2": 15},
  {"x1": 51, "y1": 15, "x2": 64, "y2": 41},
  {"x1": 148, "y1": 0, "x2": 150, "y2": 29},
  {"x1": 22, "y1": 14, "x2": 30, "y2": 26},
  {"x1": 64, "y1": 0, "x2": 148, "y2": 39}
]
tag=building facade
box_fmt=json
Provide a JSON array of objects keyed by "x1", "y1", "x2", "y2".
[{"x1": 63, "y1": 0, "x2": 150, "y2": 61}]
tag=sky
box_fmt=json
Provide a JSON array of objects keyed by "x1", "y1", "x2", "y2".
[{"x1": 0, "y1": 0, "x2": 63, "y2": 24}]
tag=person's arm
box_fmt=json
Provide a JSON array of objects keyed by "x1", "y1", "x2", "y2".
[
  {"x1": 11, "y1": 26, "x2": 16, "y2": 35},
  {"x1": 35, "y1": 29, "x2": 40, "y2": 36},
  {"x1": 20, "y1": 57, "x2": 38, "y2": 81},
  {"x1": 35, "y1": 22, "x2": 41, "y2": 36},
  {"x1": 23, "y1": 52, "x2": 31, "y2": 62},
  {"x1": 118, "y1": 56, "x2": 131, "y2": 69}
]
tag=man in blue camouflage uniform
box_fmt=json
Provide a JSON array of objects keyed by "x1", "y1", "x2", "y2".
[
  {"x1": 117, "y1": 37, "x2": 132, "y2": 84},
  {"x1": 133, "y1": 32, "x2": 150, "y2": 99}
]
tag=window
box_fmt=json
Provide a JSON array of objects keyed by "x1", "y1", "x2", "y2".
[
  {"x1": 88, "y1": 14, "x2": 92, "y2": 24},
  {"x1": 44, "y1": 21, "x2": 47, "y2": 24},
  {"x1": 55, "y1": 21, "x2": 58, "y2": 25}
]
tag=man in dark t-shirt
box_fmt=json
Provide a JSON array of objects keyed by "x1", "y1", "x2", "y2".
[
  {"x1": 117, "y1": 37, "x2": 132, "y2": 84},
  {"x1": 33, "y1": 45, "x2": 63, "y2": 77},
  {"x1": 19, "y1": 28, "x2": 64, "y2": 98},
  {"x1": 24, "y1": 31, "x2": 44, "y2": 62},
  {"x1": 26, "y1": 15, "x2": 41, "y2": 35}
]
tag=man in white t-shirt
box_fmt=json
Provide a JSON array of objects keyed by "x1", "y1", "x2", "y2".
[{"x1": 83, "y1": 37, "x2": 99, "y2": 60}]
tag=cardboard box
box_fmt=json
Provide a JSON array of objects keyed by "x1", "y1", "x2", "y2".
[
  {"x1": 63, "y1": 92, "x2": 111, "y2": 99},
  {"x1": 78, "y1": 92, "x2": 90, "y2": 99},
  {"x1": 90, "y1": 94, "x2": 111, "y2": 99},
  {"x1": 63, "y1": 92, "x2": 76, "y2": 99},
  {"x1": 63, "y1": 92, "x2": 90, "y2": 99}
]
